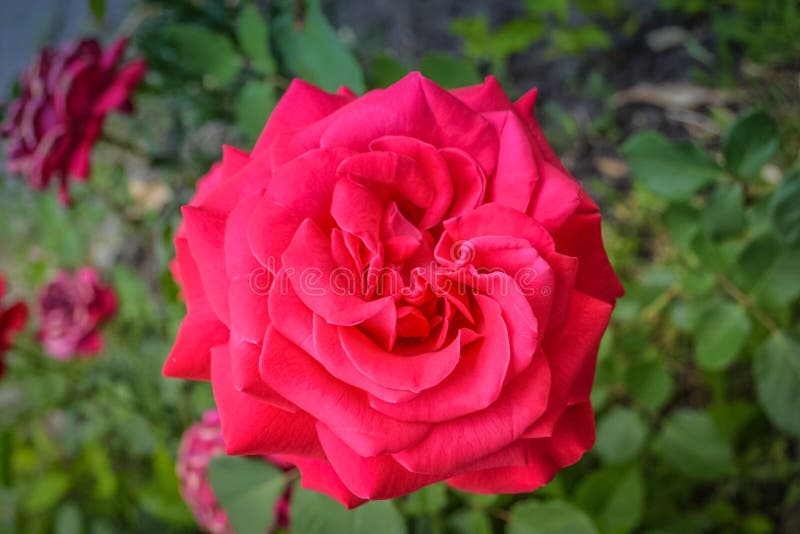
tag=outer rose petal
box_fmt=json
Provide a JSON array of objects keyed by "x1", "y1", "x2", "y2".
[
  {"x1": 253, "y1": 79, "x2": 356, "y2": 158},
  {"x1": 525, "y1": 291, "x2": 612, "y2": 439},
  {"x1": 553, "y1": 213, "x2": 625, "y2": 305},
  {"x1": 446, "y1": 402, "x2": 594, "y2": 493},
  {"x1": 319, "y1": 73, "x2": 499, "y2": 177},
  {"x1": 210, "y1": 344, "x2": 322, "y2": 457},
  {"x1": 449, "y1": 76, "x2": 514, "y2": 112},
  {"x1": 182, "y1": 206, "x2": 230, "y2": 325},
  {"x1": 283, "y1": 455, "x2": 366, "y2": 509},
  {"x1": 316, "y1": 424, "x2": 442, "y2": 500},
  {"x1": 391, "y1": 350, "x2": 550, "y2": 476}
]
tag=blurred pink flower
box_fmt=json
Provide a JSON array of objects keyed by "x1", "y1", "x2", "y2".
[
  {"x1": 1, "y1": 37, "x2": 146, "y2": 203},
  {"x1": 0, "y1": 274, "x2": 28, "y2": 377},
  {"x1": 177, "y1": 409, "x2": 293, "y2": 534},
  {"x1": 37, "y1": 268, "x2": 116, "y2": 359}
]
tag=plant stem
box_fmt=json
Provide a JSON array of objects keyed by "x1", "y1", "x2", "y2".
[{"x1": 716, "y1": 274, "x2": 780, "y2": 333}]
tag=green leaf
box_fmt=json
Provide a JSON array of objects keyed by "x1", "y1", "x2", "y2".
[
  {"x1": 88, "y1": 0, "x2": 105, "y2": 22},
  {"x1": 23, "y1": 472, "x2": 70, "y2": 513},
  {"x1": 723, "y1": 110, "x2": 779, "y2": 179},
  {"x1": 369, "y1": 54, "x2": 408, "y2": 88},
  {"x1": 291, "y1": 488, "x2": 406, "y2": 534},
  {"x1": 509, "y1": 500, "x2": 598, "y2": 534},
  {"x1": 753, "y1": 333, "x2": 800, "y2": 437},
  {"x1": 768, "y1": 170, "x2": 800, "y2": 247},
  {"x1": 402, "y1": 483, "x2": 447, "y2": 516},
  {"x1": 576, "y1": 467, "x2": 645, "y2": 533},
  {"x1": 657, "y1": 409, "x2": 735, "y2": 480},
  {"x1": 207, "y1": 456, "x2": 288, "y2": 534},
  {"x1": 622, "y1": 131, "x2": 721, "y2": 200},
  {"x1": 54, "y1": 503, "x2": 82, "y2": 534},
  {"x1": 598, "y1": 468, "x2": 645, "y2": 533},
  {"x1": 237, "y1": 2, "x2": 276, "y2": 73},
  {"x1": 419, "y1": 52, "x2": 481, "y2": 89},
  {"x1": 694, "y1": 302, "x2": 751, "y2": 371},
  {"x1": 165, "y1": 25, "x2": 242, "y2": 87},
  {"x1": 751, "y1": 248, "x2": 800, "y2": 310},
  {"x1": 595, "y1": 407, "x2": 648, "y2": 464},
  {"x1": 236, "y1": 81, "x2": 277, "y2": 144},
  {"x1": 450, "y1": 17, "x2": 542, "y2": 62},
  {"x1": 550, "y1": 25, "x2": 612, "y2": 55},
  {"x1": 627, "y1": 359, "x2": 675, "y2": 412},
  {"x1": 702, "y1": 183, "x2": 744, "y2": 238},
  {"x1": 445, "y1": 509, "x2": 493, "y2": 534},
  {"x1": 273, "y1": 0, "x2": 365, "y2": 93},
  {"x1": 665, "y1": 203, "x2": 701, "y2": 252}
]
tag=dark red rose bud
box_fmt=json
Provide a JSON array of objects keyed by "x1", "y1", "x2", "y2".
[
  {"x1": 36, "y1": 268, "x2": 116, "y2": 359},
  {"x1": 1, "y1": 37, "x2": 146, "y2": 203},
  {"x1": 0, "y1": 274, "x2": 28, "y2": 378}
]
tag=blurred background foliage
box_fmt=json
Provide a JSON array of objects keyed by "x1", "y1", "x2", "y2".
[{"x1": 0, "y1": 0, "x2": 799, "y2": 532}]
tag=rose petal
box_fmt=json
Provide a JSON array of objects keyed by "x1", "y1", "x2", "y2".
[
  {"x1": 283, "y1": 454, "x2": 367, "y2": 509},
  {"x1": 368, "y1": 294, "x2": 510, "y2": 422},
  {"x1": 210, "y1": 344, "x2": 322, "y2": 457},
  {"x1": 447, "y1": 402, "x2": 594, "y2": 493},
  {"x1": 282, "y1": 219, "x2": 393, "y2": 326},
  {"x1": 316, "y1": 423, "x2": 442, "y2": 500},
  {"x1": 525, "y1": 291, "x2": 612, "y2": 439},
  {"x1": 259, "y1": 327, "x2": 431, "y2": 456},
  {"x1": 553, "y1": 213, "x2": 625, "y2": 304},
  {"x1": 320, "y1": 72, "x2": 498, "y2": 177},
  {"x1": 392, "y1": 349, "x2": 550, "y2": 475}
]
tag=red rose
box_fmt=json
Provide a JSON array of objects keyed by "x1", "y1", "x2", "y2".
[
  {"x1": 1, "y1": 38, "x2": 145, "y2": 203},
  {"x1": 165, "y1": 73, "x2": 623, "y2": 507},
  {"x1": 0, "y1": 274, "x2": 28, "y2": 378},
  {"x1": 37, "y1": 268, "x2": 116, "y2": 359},
  {"x1": 177, "y1": 409, "x2": 292, "y2": 534}
]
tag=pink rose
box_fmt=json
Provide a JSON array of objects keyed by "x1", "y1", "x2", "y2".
[
  {"x1": 1, "y1": 38, "x2": 145, "y2": 203},
  {"x1": 177, "y1": 409, "x2": 292, "y2": 534},
  {"x1": 37, "y1": 268, "x2": 116, "y2": 359},
  {"x1": 164, "y1": 73, "x2": 623, "y2": 507},
  {"x1": 0, "y1": 274, "x2": 28, "y2": 378}
]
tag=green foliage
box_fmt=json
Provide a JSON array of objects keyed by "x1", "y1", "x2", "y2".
[
  {"x1": 594, "y1": 407, "x2": 647, "y2": 464},
  {"x1": 508, "y1": 500, "x2": 598, "y2": 534},
  {"x1": 88, "y1": 0, "x2": 106, "y2": 23},
  {"x1": 723, "y1": 110, "x2": 779, "y2": 180},
  {"x1": 164, "y1": 25, "x2": 243, "y2": 87},
  {"x1": 622, "y1": 131, "x2": 721, "y2": 200},
  {"x1": 419, "y1": 53, "x2": 482, "y2": 89},
  {"x1": 273, "y1": 0, "x2": 365, "y2": 93},
  {"x1": 768, "y1": 169, "x2": 800, "y2": 246},
  {"x1": 236, "y1": 3, "x2": 276, "y2": 75},
  {"x1": 291, "y1": 490, "x2": 406, "y2": 534},
  {"x1": 657, "y1": 410, "x2": 736, "y2": 480},
  {"x1": 754, "y1": 333, "x2": 800, "y2": 437},
  {"x1": 207, "y1": 457, "x2": 288, "y2": 534}
]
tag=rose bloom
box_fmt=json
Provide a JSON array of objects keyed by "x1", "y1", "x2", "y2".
[
  {"x1": 0, "y1": 274, "x2": 28, "y2": 378},
  {"x1": 1, "y1": 38, "x2": 145, "y2": 203},
  {"x1": 37, "y1": 268, "x2": 116, "y2": 359},
  {"x1": 177, "y1": 409, "x2": 292, "y2": 534},
  {"x1": 165, "y1": 73, "x2": 623, "y2": 507}
]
